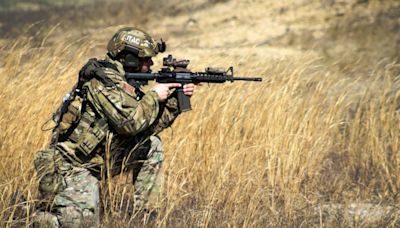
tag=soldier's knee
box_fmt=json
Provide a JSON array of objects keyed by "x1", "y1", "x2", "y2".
[
  {"x1": 58, "y1": 206, "x2": 99, "y2": 228},
  {"x1": 34, "y1": 149, "x2": 68, "y2": 195},
  {"x1": 149, "y1": 136, "x2": 164, "y2": 162},
  {"x1": 150, "y1": 135, "x2": 163, "y2": 151},
  {"x1": 33, "y1": 211, "x2": 60, "y2": 228},
  {"x1": 35, "y1": 168, "x2": 100, "y2": 228}
]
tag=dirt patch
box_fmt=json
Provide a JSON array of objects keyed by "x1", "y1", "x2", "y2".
[{"x1": 0, "y1": 0, "x2": 150, "y2": 38}]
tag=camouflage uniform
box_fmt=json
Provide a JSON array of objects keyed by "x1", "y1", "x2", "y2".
[{"x1": 34, "y1": 50, "x2": 180, "y2": 227}]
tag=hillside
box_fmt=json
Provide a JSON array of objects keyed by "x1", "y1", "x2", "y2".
[{"x1": 1, "y1": 0, "x2": 400, "y2": 227}]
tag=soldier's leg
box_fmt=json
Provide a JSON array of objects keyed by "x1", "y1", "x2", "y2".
[
  {"x1": 133, "y1": 135, "x2": 164, "y2": 210},
  {"x1": 54, "y1": 167, "x2": 100, "y2": 227},
  {"x1": 34, "y1": 167, "x2": 100, "y2": 228},
  {"x1": 33, "y1": 149, "x2": 100, "y2": 227}
]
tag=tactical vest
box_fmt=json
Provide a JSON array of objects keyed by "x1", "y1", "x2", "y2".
[{"x1": 51, "y1": 59, "x2": 118, "y2": 161}]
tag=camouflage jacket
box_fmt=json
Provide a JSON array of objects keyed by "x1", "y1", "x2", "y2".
[{"x1": 55, "y1": 56, "x2": 180, "y2": 171}]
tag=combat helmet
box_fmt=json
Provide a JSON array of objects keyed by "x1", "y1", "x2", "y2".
[{"x1": 107, "y1": 27, "x2": 165, "y2": 59}]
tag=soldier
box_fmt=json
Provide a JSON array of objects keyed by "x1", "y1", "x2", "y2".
[{"x1": 33, "y1": 27, "x2": 195, "y2": 227}]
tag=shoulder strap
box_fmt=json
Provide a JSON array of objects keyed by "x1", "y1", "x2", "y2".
[
  {"x1": 79, "y1": 58, "x2": 116, "y2": 88},
  {"x1": 96, "y1": 60, "x2": 119, "y2": 72}
]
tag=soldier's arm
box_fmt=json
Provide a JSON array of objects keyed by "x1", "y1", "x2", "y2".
[
  {"x1": 146, "y1": 83, "x2": 195, "y2": 133},
  {"x1": 143, "y1": 83, "x2": 194, "y2": 133},
  {"x1": 146, "y1": 94, "x2": 181, "y2": 133},
  {"x1": 87, "y1": 78, "x2": 160, "y2": 135}
]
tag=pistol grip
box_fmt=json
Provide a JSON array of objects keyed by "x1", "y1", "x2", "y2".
[{"x1": 177, "y1": 88, "x2": 192, "y2": 112}]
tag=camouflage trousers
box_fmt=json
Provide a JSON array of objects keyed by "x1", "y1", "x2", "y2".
[{"x1": 33, "y1": 136, "x2": 164, "y2": 228}]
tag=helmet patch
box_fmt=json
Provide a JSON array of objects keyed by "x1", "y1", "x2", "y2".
[{"x1": 125, "y1": 35, "x2": 141, "y2": 46}]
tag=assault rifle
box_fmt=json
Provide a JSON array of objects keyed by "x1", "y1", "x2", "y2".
[{"x1": 125, "y1": 55, "x2": 262, "y2": 112}]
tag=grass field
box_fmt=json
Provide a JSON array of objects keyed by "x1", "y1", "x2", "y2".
[{"x1": 1, "y1": 0, "x2": 400, "y2": 227}]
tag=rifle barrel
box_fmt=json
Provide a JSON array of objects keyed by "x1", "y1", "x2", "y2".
[
  {"x1": 232, "y1": 76, "x2": 263, "y2": 81},
  {"x1": 125, "y1": 73, "x2": 159, "y2": 80}
]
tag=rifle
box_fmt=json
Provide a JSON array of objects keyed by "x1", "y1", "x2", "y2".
[{"x1": 125, "y1": 55, "x2": 262, "y2": 112}]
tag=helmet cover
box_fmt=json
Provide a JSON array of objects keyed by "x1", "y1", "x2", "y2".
[{"x1": 107, "y1": 27, "x2": 160, "y2": 58}]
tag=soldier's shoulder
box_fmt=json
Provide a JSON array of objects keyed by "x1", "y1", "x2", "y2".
[
  {"x1": 96, "y1": 60, "x2": 120, "y2": 75},
  {"x1": 97, "y1": 59, "x2": 126, "y2": 82},
  {"x1": 81, "y1": 61, "x2": 123, "y2": 89}
]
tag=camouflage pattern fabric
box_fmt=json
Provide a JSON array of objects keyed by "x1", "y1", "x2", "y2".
[
  {"x1": 34, "y1": 135, "x2": 165, "y2": 227},
  {"x1": 34, "y1": 149, "x2": 100, "y2": 228},
  {"x1": 87, "y1": 55, "x2": 180, "y2": 138},
  {"x1": 33, "y1": 211, "x2": 60, "y2": 227},
  {"x1": 33, "y1": 56, "x2": 180, "y2": 227},
  {"x1": 134, "y1": 135, "x2": 164, "y2": 210}
]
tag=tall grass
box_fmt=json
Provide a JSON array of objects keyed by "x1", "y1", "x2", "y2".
[
  {"x1": 157, "y1": 58, "x2": 400, "y2": 227},
  {"x1": 1, "y1": 32, "x2": 400, "y2": 227},
  {"x1": 1, "y1": 1, "x2": 400, "y2": 226}
]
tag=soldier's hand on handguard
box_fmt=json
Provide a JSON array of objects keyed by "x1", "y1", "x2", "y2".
[{"x1": 183, "y1": 83, "x2": 195, "y2": 97}]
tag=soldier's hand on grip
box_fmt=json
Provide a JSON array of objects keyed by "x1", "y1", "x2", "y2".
[{"x1": 151, "y1": 83, "x2": 181, "y2": 102}]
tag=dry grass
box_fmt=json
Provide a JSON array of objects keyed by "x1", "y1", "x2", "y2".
[{"x1": 1, "y1": 0, "x2": 400, "y2": 227}]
